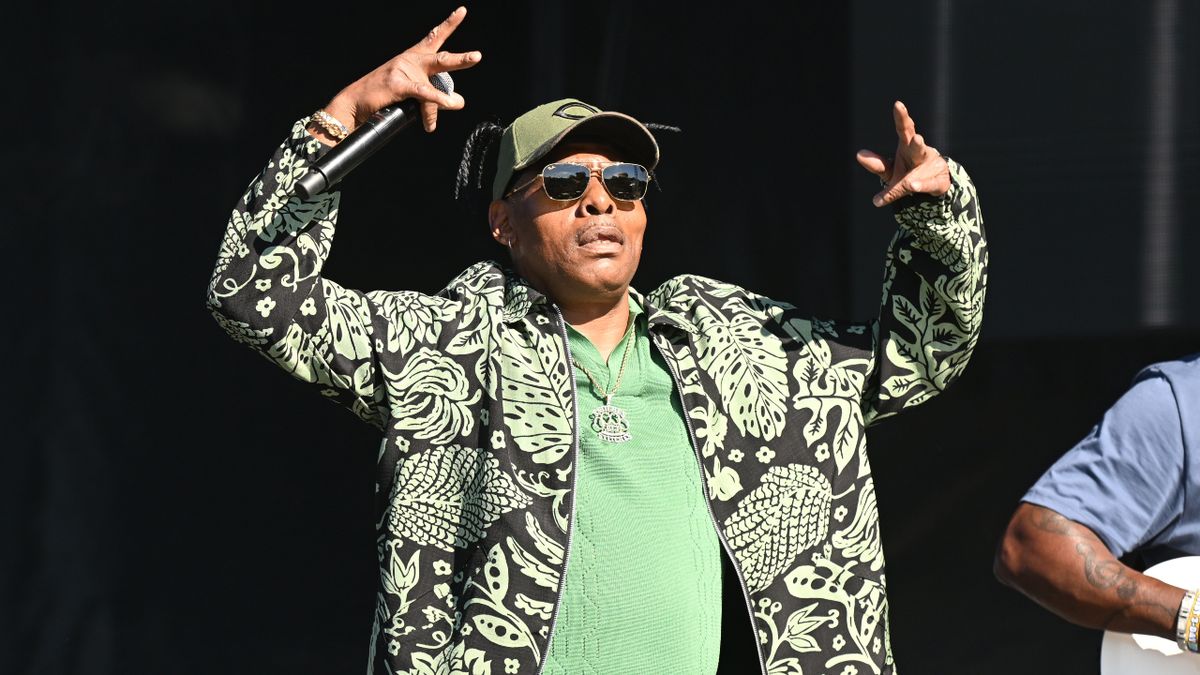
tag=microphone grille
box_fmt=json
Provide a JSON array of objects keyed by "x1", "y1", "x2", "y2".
[{"x1": 430, "y1": 72, "x2": 455, "y2": 96}]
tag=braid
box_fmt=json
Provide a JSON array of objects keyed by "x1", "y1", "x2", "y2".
[
  {"x1": 455, "y1": 120, "x2": 503, "y2": 212},
  {"x1": 645, "y1": 122, "x2": 681, "y2": 133},
  {"x1": 643, "y1": 122, "x2": 681, "y2": 192},
  {"x1": 474, "y1": 126, "x2": 500, "y2": 191}
]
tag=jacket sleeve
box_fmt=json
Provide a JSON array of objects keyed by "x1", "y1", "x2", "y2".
[
  {"x1": 205, "y1": 118, "x2": 389, "y2": 428},
  {"x1": 863, "y1": 158, "x2": 988, "y2": 425}
]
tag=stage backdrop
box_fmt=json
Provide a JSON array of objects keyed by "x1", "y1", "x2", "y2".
[{"x1": 4, "y1": 1, "x2": 1198, "y2": 673}]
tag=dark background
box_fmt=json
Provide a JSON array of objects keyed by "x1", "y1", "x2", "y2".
[{"x1": 6, "y1": 1, "x2": 1199, "y2": 673}]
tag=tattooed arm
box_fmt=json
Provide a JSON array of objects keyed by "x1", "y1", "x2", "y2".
[{"x1": 995, "y1": 502, "x2": 1184, "y2": 639}]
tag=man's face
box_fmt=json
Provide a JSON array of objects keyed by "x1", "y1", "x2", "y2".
[{"x1": 488, "y1": 142, "x2": 647, "y2": 307}]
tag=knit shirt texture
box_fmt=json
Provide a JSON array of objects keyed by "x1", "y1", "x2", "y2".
[{"x1": 542, "y1": 299, "x2": 722, "y2": 673}]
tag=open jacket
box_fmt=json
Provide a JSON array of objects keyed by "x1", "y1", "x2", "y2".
[{"x1": 207, "y1": 119, "x2": 987, "y2": 675}]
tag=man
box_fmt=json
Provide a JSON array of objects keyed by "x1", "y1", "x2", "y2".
[
  {"x1": 207, "y1": 8, "x2": 987, "y2": 674},
  {"x1": 996, "y1": 354, "x2": 1200, "y2": 652}
]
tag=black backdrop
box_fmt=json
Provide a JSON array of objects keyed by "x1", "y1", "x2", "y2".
[{"x1": 5, "y1": 1, "x2": 1199, "y2": 673}]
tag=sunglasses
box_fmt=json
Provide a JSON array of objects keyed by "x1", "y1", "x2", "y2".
[{"x1": 505, "y1": 161, "x2": 651, "y2": 202}]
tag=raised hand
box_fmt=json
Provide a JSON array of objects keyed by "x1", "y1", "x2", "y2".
[
  {"x1": 319, "y1": 6, "x2": 482, "y2": 139},
  {"x1": 856, "y1": 101, "x2": 950, "y2": 207}
]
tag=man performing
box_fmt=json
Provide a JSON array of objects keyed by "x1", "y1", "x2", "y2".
[
  {"x1": 207, "y1": 8, "x2": 987, "y2": 674},
  {"x1": 996, "y1": 354, "x2": 1200, "y2": 653}
]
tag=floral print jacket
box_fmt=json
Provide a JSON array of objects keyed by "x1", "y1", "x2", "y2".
[{"x1": 207, "y1": 119, "x2": 987, "y2": 675}]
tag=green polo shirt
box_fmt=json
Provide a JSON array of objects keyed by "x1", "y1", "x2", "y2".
[{"x1": 542, "y1": 298, "x2": 722, "y2": 674}]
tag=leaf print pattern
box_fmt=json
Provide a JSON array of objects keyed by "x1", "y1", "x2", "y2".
[
  {"x1": 211, "y1": 121, "x2": 986, "y2": 675},
  {"x1": 505, "y1": 513, "x2": 563, "y2": 590},
  {"x1": 899, "y1": 165, "x2": 980, "y2": 274},
  {"x1": 398, "y1": 643, "x2": 494, "y2": 675},
  {"x1": 879, "y1": 278, "x2": 964, "y2": 408},
  {"x1": 689, "y1": 399, "x2": 729, "y2": 458},
  {"x1": 385, "y1": 348, "x2": 481, "y2": 444},
  {"x1": 370, "y1": 290, "x2": 455, "y2": 356},
  {"x1": 693, "y1": 295, "x2": 790, "y2": 442},
  {"x1": 756, "y1": 596, "x2": 840, "y2": 674},
  {"x1": 378, "y1": 541, "x2": 422, "y2": 638},
  {"x1": 783, "y1": 558, "x2": 888, "y2": 674},
  {"x1": 723, "y1": 464, "x2": 832, "y2": 592},
  {"x1": 386, "y1": 445, "x2": 531, "y2": 551},
  {"x1": 833, "y1": 479, "x2": 883, "y2": 572},
  {"x1": 781, "y1": 318, "x2": 871, "y2": 476},
  {"x1": 782, "y1": 603, "x2": 838, "y2": 653},
  {"x1": 210, "y1": 311, "x2": 270, "y2": 347},
  {"x1": 499, "y1": 326, "x2": 573, "y2": 465},
  {"x1": 465, "y1": 545, "x2": 541, "y2": 661}
]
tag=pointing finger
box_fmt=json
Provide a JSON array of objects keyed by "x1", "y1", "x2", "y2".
[
  {"x1": 423, "y1": 50, "x2": 484, "y2": 73},
  {"x1": 416, "y1": 6, "x2": 467, "y2": 53},
  {"x1": 892, "y1": 100, "x2": 916, "y2": 145}
]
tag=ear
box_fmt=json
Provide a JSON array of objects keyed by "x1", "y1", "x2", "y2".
[{"x1": 488, "y1": 199, "x2": 513, "y2": 247}]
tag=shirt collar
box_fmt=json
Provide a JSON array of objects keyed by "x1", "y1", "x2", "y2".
[{"x1": 502, "y1": 273, "x2": 698, "y2": 335}]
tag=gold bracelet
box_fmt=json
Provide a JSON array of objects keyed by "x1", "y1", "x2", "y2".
[
  {"x1": 311, "y1": 110, "x2": 350, "y2": 141},
  {"x1": 1185, "y1": 588, "x2": 1200, "y2": 652}
]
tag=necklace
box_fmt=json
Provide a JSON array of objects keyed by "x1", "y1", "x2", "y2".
[{"x1": 572, "y1": 322, "x2": 636, "y2": 444}]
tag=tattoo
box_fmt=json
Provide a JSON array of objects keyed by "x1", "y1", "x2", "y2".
[
  {"x1": 1022, "y1": 506, "x2": 1181, "y2": 632},
  {"x1": 1105, "y1": 598, "x2": 1179, "y2": 631},
  {"x1": 1077, "y1": 542, "x2": 1126, "y2": 590},
  {"x1": 1031, "y1": 509, "x2": 1072, "y2": 535}
]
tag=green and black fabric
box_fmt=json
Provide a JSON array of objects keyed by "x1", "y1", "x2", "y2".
[{"x1": 207, "y1": 118, "x2": 988, "y2": 675}]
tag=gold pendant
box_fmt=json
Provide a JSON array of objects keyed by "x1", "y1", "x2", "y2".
[{"x1": 589, "y1": 404, "x2": 631, "y2": 443}]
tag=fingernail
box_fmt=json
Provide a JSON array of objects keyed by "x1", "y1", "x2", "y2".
[{"x1": 872, "y1": 196, "x2": 883, "y2": 207}]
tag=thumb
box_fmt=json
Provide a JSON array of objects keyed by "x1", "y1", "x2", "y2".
[{"x1": 872, "y1": 180, "x2": 910, "y2": 208}]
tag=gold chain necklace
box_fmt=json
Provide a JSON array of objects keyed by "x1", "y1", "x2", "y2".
[{"x1": 571, "y1": 320, "x2": 636, "y2": 443}]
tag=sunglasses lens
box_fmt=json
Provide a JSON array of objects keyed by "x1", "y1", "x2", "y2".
[
  {"x1": 602, "y1": 163, "x2": 649, "y2": 201},
  {"x1": 541, "y1": 164, "x2": 590, "y2": 200}
]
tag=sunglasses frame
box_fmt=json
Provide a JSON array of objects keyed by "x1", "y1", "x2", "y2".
[{"x1": 504, "y1": 160, "x2": 651, "y2": 202}]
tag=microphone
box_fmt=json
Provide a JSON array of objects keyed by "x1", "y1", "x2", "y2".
[{"x1": 295, "y1": 72, "x2": 455, "y2": 200}]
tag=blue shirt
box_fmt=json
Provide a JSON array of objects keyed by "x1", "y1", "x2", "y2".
[{"x1": 1023, "y1": 354, "x2": 1200, "y2": 565}]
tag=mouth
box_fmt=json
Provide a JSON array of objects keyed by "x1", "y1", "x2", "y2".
[{"x1": 576, "y1": 222, "x2": 626, "y2": 250}]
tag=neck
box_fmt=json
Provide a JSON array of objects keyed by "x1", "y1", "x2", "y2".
[{"x1": 561, "y1": 291, "x2": 632, "y2": 361}]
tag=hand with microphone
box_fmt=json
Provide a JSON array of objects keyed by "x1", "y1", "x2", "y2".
[{"x1": 297, "y1": 6, "x2": 482, "y2": 199}]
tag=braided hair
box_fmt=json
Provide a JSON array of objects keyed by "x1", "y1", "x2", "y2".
[
  {"x1": 642, "y1": 123, "x2": 680, "y2": 194},
  {"x1": 453, "y1": 120, "x2": 504, "y2": 215}
]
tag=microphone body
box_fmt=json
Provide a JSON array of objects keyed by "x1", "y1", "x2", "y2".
[{"x1": 295, "y1": 73, "x2": 454, "y2": 200}]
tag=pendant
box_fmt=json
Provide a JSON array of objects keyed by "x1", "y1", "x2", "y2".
[{"x1": 589, "y1": 403, "x2": 632, "y2": 443}]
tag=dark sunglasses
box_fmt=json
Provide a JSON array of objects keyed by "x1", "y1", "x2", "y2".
[{"x1": 505, "y1": 161, "x2": 651, "y2": 202}]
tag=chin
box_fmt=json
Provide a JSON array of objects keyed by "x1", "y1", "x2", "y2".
[
  {"x1": 592, "y1": 273, "x2": 637, "y2": 296},
  {"x1": 565, "y1": 268, "x2": 633, "y2": 297}
]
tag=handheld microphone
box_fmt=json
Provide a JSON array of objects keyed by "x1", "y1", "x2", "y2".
[{"x1": 295, "y1": 72, "x2": 455, "y2": 200}]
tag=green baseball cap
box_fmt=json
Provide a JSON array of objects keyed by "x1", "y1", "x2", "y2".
[{"x1": 491, "y1": 98, "x2": 660, "y2": 200}]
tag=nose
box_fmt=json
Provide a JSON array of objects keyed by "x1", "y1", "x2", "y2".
[{"x1": 576, "y1": 171, "x2": 614, "y2": 216}]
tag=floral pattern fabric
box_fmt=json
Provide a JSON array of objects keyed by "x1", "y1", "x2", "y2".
[{"x1": 207, "y1": 119, "x2": 987, "y2": 675}]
